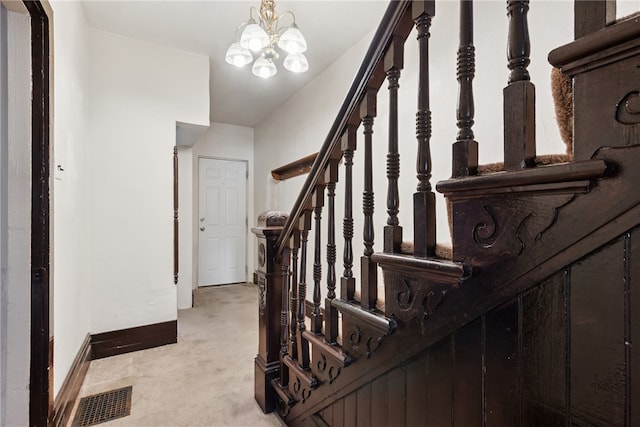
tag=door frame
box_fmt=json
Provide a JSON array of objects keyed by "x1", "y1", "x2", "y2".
[
  {"x1": 196, "y1": 156, "x2": 249, "y2": 286},
  {"x1": 20, "y1": 0, "x2": 51, "y2": 424}
]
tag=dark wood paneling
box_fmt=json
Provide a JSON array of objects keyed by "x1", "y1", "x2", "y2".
[
  {"x1": 426, "y1": 338, "x2": 452, "y2": 426},
  {"x1": 321, "y1": 404, "x2": 332, "y2": 426},
  {"x1": 356, "y1": 380, "x2": 371, "y2": 427},
  {"x1": 406, "y1": 357, "x2": 427, "y2": 426},
  {"x1": 453, "y1": 319, "x2": 482, "y2": 426},
  {"x1": 387, "y1": 366, "x2": 406, "y2": 426},
  {"x1": 51, "y1": 334, "x2": 92, "y2": 427},
  {"x1": 631, "y1": 229, "x2": 640, "y2": 427},
  {"x1": 522, "y1": 272, "x2": 566, "y2": 426},
  {"x1": 370, "y1": 374, "x2": 387, "y2": 427},
  {"x1": 91, "y1": 320, "x2": 177, "y2": 360},
  {"x1": 571, "y1": 238, "x2": 625, "y2": 425},
  {"x1": 344, "y1": 391, "x2": 356, "y2": 426},
  {"x1": 485, "y1": 300, "x2": 520, "y2": 426},
  {"x1": 332, "y1": 397, "x2": 344, "y2": 427}
]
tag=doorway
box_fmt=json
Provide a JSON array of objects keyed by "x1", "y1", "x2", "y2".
[{"x1": 198, "y1": 157, "x2": 247, "y2": 286}]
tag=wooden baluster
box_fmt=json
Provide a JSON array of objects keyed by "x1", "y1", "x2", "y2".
[
  {"x1": 297, "y1": 212, "x2": 311, "y2": 370},
  {"x1": 452, "y1": 0, "x2": 478, "y2": 178},
  {"x1": 504, "y1": 0, "x2": 536, "y2": 171},
  {"x1": 289, "y1": 232, "x2": 299, "y2": 359},
  {"x1": 361, "y1": 88, "x2": 378, "y2": 310},
  {"x1": 413, "y1": 1, "x2": 437, "y2": 257},
  {"x1": 280, "y1": 247, "x2": 290, "y2": 387},
  {"x1": 384, "y1": 36, "x2": 404, "y2": 253},
  {"x1": 341, "y1": 125, "x2": 358, "y2": 301},
  {"x1": 312, "y1": 185, "x2": 325, "y2": 333},
  {"x1": 325, "y1": 160, "x2": 339, "y2": 344}
]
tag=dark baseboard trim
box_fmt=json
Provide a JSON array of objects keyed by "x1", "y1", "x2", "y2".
[
  {"x1": 50, "y1": 334, "x2": 92, "y2": 427},
  {"x1": 91, "y1": 320, "x2": 177, "y2": 360}
]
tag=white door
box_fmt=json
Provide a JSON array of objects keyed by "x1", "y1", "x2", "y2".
[{"x1": 198, "y1": 158, "x2": 247, "y2": 286}]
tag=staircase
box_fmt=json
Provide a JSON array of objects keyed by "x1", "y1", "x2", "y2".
[{"x1": 252, "y1": 1, "x2": 640, "y2": 425}]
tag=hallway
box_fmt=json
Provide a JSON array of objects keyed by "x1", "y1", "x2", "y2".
[{"x1": 69, "y1": 284, "x2": 284, "y2": 426}]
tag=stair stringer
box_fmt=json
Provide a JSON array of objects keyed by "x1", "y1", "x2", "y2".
[{"x1": 285, "y1": 144, "x2": 640, "y2": 425}]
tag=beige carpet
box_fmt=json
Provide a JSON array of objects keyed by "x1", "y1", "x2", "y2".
[{"x1": 70, "y1": 284, "x2": 285, "y2": 427}]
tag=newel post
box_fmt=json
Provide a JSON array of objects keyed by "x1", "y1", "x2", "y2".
[{"x1": 252, "y1": 210, "x2": 288, "y2": 413}]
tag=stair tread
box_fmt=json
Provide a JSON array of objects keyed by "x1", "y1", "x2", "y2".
[
  {"x1": 283, "y1": 355, "x2": 318, "y2": 389},
  {"x1": 371, "y1": 251, "x2": 470, "y2": 283},
  {"x1": 271, "y1": 378, "x2": 295, "y2": 407},
  {"x1": 301, "y1": 330, "x2": 352, "y2": 367}
]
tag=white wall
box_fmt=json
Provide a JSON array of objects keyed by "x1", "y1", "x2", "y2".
[
  {"x1": 254, "y1": 1, "x2": 573, "y2": 298},
  {"x1": 87, "y1": 29, "x2": 209, "y2": 333},
  {"x1": 49, "y1": 0, "x2": 92, "y2": 398},
  {"x1": 188, "y1": 123, "x2": 255, "y2": 290},
  {"x1": 0, "y1": 5, "x2": 31, "y2": 425}
]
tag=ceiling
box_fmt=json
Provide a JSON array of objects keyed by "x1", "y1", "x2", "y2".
[{"x1": 81, "y1": 0, "x2": 389, "y2": 127}]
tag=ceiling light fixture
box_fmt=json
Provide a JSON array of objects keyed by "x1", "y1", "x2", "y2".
[{"x1": 225, "y1": 0, "x2": 309, "y2": 79}]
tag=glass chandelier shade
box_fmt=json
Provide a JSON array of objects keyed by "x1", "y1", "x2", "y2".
[
  {"x1": 225, "y1": 42, "x2": 253, "y2": 67},
  {"x1": 252, "y1": 57, "x2": 277, "y2": 78},
  {"x1": 240, "y1": 20, "x2": 270, "y2": 52},
  {"x1": 283, "y1": 53, "x2": 308, "y2": 73},
  {"x1": 277, "y1": 24, "x2": 307, "y2": 54},
  {"x1": 226, "y1": 0, "x2": 309, "y2": 79}
]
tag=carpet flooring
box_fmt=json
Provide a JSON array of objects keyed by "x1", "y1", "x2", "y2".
[{"x1": 69, "y1": 283, "x2": 285, "y2": 427}]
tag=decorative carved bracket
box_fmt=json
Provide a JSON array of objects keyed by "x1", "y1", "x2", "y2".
[
  {"x1": 438, "y1": 159, "x2": 608, "y2": 266},
  {"x1": 385, "y1": 273, "x2": 448, "y2": 333},
  {"x1": 453, "y1": 191, "x2": 584, "y2": 265},
  {"x1": 304, "y1": 330, "x2": 351, "y2": 386}
]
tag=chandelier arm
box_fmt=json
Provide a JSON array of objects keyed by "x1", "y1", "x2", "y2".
[
  {"x1": 275, "y1": 10, "x2": 296, "y2": 31},
  {"x1": 249, "y1": 6, "x2": 260, "y2": 23}
]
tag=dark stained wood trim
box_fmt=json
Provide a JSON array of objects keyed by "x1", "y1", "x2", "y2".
[
  {"x1": 271, "y1": 152, "x2": 318, "y2": 181},
  {"x1": 91, "y1": 320, "x2": 177, "y2": 360},
  {"x1": 276, "y1": 1, "x2": 413, "y2": 255},
  {"x1": 50, "y1": 334, "x2": 92, "y2": 427},
  {"x1": 549, "y1": 12, "x2": 639, "y2": 68},
  {"x1": 436, "y1": 159, "x2": 607, "y2": 194},
  {"x1": 173, "y1": 146, "x2": 179, "y2": 285},
  {"x1": 23, "y1": 1, "x2": 51, "y2": 425}
]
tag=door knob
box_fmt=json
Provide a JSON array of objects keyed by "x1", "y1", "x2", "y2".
[{"x1": 200, "y1": 227, "x2": 205, "y2": 231}]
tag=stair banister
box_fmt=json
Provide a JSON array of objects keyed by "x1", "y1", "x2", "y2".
[{"x1": 275, "y1": 0, "x2": 413, "y2": 256}]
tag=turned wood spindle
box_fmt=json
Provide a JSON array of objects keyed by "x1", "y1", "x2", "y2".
[
  {"x1": 384, "y1": 36, "x2": 404, "y2": 253},
  {"x1": 413, "y1": 1, "x2": 437, "y2": 257},
  {"x1": 325, "y1": 161, "x2": 339, "y2": 344},
  {"x1": 341, "y1": 125, "x2": 358, "y2": 301},
  {"x1": 297, "y1": 217, "x2": 311, "y2": 370},
  {"x1": 504, "y1": 0, "x2": 536, "y2": 171},
  {"x1": 312, "y1": 186, "x2": 325, "y2": 334},
  {"x1": 361, "y1": 89, "x2": 378, "y2": 310},
  {"x1": 280, "y1": 247, "x2": 290, "y2": 386},
  {"x1": 452, "y1": 0, "x2": 478, "y2": 178},
  {"x1": 289, "y1": 233, "x2": 299, "y2": 359},
  {"x1": 507, "y1": 0, "x2": 531, "y2": 84}
]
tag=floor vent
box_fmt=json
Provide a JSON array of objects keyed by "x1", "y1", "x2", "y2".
[{"x1": 72, "y1": 386, "x2": 132, "y2": 427}]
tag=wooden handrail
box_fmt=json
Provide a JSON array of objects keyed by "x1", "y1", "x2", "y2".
[
  {"x1": 271, "y1": 153, "x2": 318, "y2": 181},
  {"x1": 276, "y1": 0, "x2": 413, "y2": 255}
]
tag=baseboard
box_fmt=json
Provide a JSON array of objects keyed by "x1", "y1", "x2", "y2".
[
  {"x1": 50, "y1": 334, "x2": 92, "y2": 427},
  {"x1": 91, "y1": 320, "x2": 177, "y2": 360}
]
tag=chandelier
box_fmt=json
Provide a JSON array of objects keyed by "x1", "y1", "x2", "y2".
[{"x1": 225, "y1": 0, "x2": 309, "y2": 79}]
